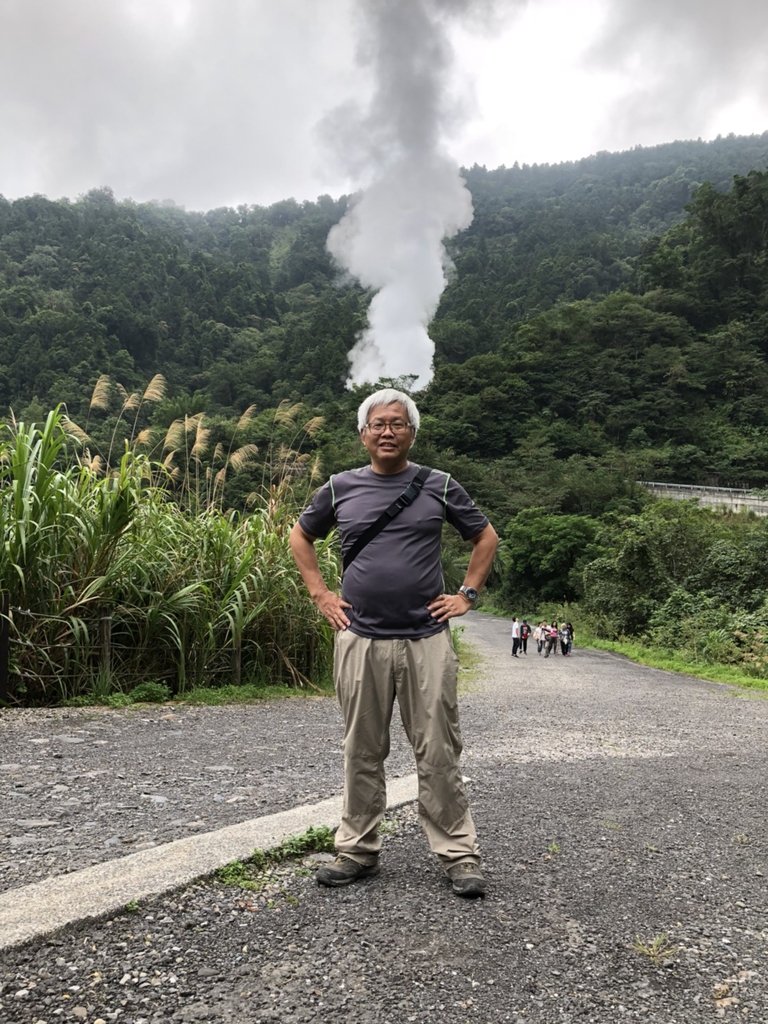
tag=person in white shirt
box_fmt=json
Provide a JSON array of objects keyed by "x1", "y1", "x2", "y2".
[{"x1": 511, "y1": 617, "x2": 521, "y2": 657}]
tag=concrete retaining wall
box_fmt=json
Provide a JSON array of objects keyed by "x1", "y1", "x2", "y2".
[{"x1": 639, "y1": 481, "x2": 768, "y2": 516}]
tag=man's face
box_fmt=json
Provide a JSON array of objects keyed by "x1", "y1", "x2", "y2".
[{"x1": 360, "y1": 402, "x2": 415, "y2": 473}]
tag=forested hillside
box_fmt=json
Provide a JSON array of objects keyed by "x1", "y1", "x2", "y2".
[
  {"x1": 3, "y1": 131, "x2": 768, "y2": 701},
  {"x1": 1, "y1": 132, "x2": 766, "y2": 422},
  {"x1": 3, "y1": 130, "x2": 768, "y2": 511}
]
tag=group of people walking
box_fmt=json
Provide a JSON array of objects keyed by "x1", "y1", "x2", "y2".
[{"x1": 511, "y1": 618, "x2": 574, "y2": 657}]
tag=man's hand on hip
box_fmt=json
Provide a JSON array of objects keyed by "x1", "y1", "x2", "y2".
[
  {"x1": 315, "y1": 591, "x2": 352, "y2": 631},
  {"x1": 427, "y1": 593, "x2": 472, "y2": 623}
]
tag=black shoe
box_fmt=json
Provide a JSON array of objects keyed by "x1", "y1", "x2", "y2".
[
  {"x1": 316, "y1": 855, "x2": 380, "y2": 887},
  {"x1": 446, "y1": 861, "x2": 487, "y2": 898}
]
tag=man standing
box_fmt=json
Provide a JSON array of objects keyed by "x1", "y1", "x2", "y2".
[
  {"x1": 290, "y1": 388, "x2": 498, "y2": 898},
  {"x1": 511, "y1": 617, "x2": 521, "y2": 657}
]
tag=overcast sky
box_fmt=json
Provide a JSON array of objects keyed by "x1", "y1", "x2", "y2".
[{"x1": 1, "y1": 0, "x2": 767, "y2": 212}]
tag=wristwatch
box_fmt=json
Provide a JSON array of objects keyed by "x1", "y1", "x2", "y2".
[{"x1": 459, "y1": 585, "x2": 478, "y2": 603}]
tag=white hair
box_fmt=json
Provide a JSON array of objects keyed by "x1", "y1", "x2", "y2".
[{"x1": 357, "y1": 389, "x2": 420, "y2": 433}]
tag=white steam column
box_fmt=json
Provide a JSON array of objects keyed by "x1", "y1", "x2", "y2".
[{"x1": 325, "y1": 0, "x2": 476, "y2": 390}]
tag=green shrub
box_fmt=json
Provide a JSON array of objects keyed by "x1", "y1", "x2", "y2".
[
  {"x1": 128, "y1": 680, "x2": 172, "y2": 704},
  {"x1": 103, "y1": 693, "x2": 134, "y2": 708}
]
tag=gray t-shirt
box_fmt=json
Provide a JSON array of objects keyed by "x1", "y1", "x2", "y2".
[{"x1": 298, "y1": 463, "x2": 489, "y2": 640}]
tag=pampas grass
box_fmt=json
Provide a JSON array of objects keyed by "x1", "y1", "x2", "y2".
[{"x1": 0, "y1": 404, "x2": 336, "y2": 706}]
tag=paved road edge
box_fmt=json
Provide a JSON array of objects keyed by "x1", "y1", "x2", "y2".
[{"x1": 0, "y1": 774, "x2": 419, "y2": 951}]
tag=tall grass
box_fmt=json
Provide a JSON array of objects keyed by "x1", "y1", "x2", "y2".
[{"x1": 0, "y1": 407, "x2": 337, "y2": 705}]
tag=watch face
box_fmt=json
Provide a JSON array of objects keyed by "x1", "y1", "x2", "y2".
[{"x1": 462, "y1": 587, "x2": 478, "y2": 601}]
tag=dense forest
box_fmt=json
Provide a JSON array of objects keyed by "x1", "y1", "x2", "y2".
[
  {"x1": 2, "y1": 131, "x2": 768, "y2": 701},
  {"x1": 1, "y1": 132, "x2": 766, "y2": 424}
]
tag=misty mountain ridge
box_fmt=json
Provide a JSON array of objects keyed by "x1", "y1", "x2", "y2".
[{"x1": 1, "y1": 130, "x2": 767, "y2": 495}]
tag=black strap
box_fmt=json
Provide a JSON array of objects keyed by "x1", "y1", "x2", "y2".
[{"x1": 342, "y1": 466, "x2": 432, "y2": 571}]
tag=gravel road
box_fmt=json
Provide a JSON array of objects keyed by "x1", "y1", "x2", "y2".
[{"x1": 0, "y1": 611, "x2": 766, "y2": 1023}]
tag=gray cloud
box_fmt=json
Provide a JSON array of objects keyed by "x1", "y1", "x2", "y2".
[
  {"x1": 0, "y1": 0, "x2": 765, "y2": 213},
  {"x1": 0, "y1": 0, "x2": 362, "y2": 208},
  {"x1": 588, "y1": 0, "x2": 768, "y2": 146}
]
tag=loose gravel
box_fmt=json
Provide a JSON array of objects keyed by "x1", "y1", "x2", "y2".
[{"x1": 1, "y1": 612, "x2": 766, "y2": 1023}]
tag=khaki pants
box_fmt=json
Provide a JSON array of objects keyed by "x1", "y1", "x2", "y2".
[{"x1": 333, "y1": 628, "x2": 480, "y2": 867}]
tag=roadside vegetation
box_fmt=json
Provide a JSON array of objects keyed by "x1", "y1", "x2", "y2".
[
  {"x1": 213, "y1": 826, "x2": 337, "y2": 908},
  {"x1": 214, "y1": 825, "x2": 337, "y2": 890},
  {"x1": 496, "y1": 499, "x2": 768, "y2": 691},
  {"x1": 0, "y1": 405, "x2": 336, "y2": 706},
  {"x1": 579, "y1": 633, "x2": 768, "y2": 695}
]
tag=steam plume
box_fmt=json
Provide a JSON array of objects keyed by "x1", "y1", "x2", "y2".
[{"x1": 325, "y1": 0, "x2": 482, "y2": 390}]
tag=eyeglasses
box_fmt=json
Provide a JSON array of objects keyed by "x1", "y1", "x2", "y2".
[{"x1": 364, "y1": 419, "x2": 413, "y2": 434}]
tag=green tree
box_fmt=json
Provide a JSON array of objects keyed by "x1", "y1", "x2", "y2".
[
  {"x1": 581, "y1": 500, "x2": 723, "y2": 635},
  {"x1": 500, "y1": 509, "x2": 599, "y2": 604}
]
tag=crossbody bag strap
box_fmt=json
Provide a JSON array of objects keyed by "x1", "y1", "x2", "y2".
[{"x1": 342, "y1": 465, "x2": 432, "y2": 572}]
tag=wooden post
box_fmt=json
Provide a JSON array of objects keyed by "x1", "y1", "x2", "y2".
[
  {"x1": 99, "y1": 615, "x2": 112, "y2": 683},
  {"x1": 232, "y1": 633, "x2": 242, "y2": 687},
  {"x1": 0, "y1": 592, "x2": 10, "y2": 702}
]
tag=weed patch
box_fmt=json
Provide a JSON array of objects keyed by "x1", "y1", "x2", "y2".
[
  {"x1": 214, "y1": 825, "x2": 336, "y2": 893},
  {"x1": 631, "y1": 932, "x2": 678, "y2": 966},
  {"x1": 212, "y1": 825, "x2": 336, "y2": 909}
]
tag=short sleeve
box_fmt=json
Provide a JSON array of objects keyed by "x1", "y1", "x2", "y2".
[
  {"x1": 298, "y1": 480, "x2": 336, "y2": 540},
  {"x1": 443, "y1": 476, "x2": 489, "y2": 540}
]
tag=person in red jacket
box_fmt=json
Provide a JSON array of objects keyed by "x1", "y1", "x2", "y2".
[
  {"x1": 544, "y1": 621, "x2": 559, "y2": 657},
  {"x1": 520, "y1": 620, "x2": 531, "y2": 654}
]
